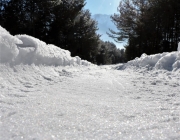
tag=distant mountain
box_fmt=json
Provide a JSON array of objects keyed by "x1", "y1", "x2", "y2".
[{"x1": 92, "y1": 14, "x2": 124, "y2": 49}]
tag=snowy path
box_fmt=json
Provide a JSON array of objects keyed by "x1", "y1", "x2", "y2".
[{"x1": 0, "y1": 64, "x2": 180, "y2": 140}]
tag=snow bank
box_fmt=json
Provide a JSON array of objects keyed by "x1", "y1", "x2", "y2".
[
  {"x1": 117, "y1": 51, "x2": 180, "y2": 71},
  {"x1": 0, "y1": 26, "x2": 91, "y2": 66}
]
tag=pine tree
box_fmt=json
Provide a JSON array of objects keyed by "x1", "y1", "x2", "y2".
[
  {"x1": 48, "y1": 0, "x2": 85, "y2": 47},
  {"x1": 0, "y1": 0, "x2": 105, "y2": 64},
  {"x1": 1, "y1": 0, "x2": 56, "y2": 38},
  {"x1": 0, "y1": 0, "x2": 8, "y2": 26},
  {"x1": 49, "y1": 1, "x2": 100, "y2": 63},
  {"x1": 109, "y1": 0, "x2": 180, "y2": 61},
  {"x1": 72, "y1": 10, "x2": 100, "y2": 62}
]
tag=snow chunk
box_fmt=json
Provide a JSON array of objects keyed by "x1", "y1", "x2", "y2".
[
  {"x1": 178, "y1": 42, "x2": 180, "y2": 51},
  {"x1": 16, "y1": 35, "x2": 39, "y2": 50},
  {"x1": 0, "y1": 26, "x2": 21, "y2": 63},
  {"x1": 155, "y1": 52, "x2": 177, "y2": 71},
  {"x1": 173, "y1": 60, "x2": 180, "y2": 70}
]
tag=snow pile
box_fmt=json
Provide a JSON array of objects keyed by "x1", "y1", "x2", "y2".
[
  {"x1": 0, "y1": 26, "x2": 91, "y2": 66},
  {"x1": 117, "y1": 48, "x2": 180, "y2": 71}
]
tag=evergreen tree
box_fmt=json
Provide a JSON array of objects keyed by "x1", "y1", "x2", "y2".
[
  {"x1": 48, "y1": 0, "x2": 85, "y2": 47},
  {"x1": 1, "y1": 0, "x2": 55, "y2": 38},
  {"x1": 0, "y1": 0, "x2": 8, "y2": 26},
  {"x1": 1, "y1": 0, "x2": 25, "y2": 35},
  {"x1": 96, "y1": 40, "x2": 125, "y2": 65},
  {"x1": 49, "y1": 1, "x2": 100, "y2": 63},
  {"x1": 0, "y1": 0, "x2": 123, "y2": 64},
  {"x1": 109, "y1": 0, "x2": 180, "y2": 61},
  {"x1": 71, "y1": 10, "x2": 100, "y2": 62}
]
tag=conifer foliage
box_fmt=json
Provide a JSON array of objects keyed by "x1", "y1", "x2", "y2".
[
  {"x1": 96, "y1": 41, "x2": 125, "y2": 65},
  {"x1": 0, "y1": 0, "x2": 125, "y2": 64},
  {"x1": 109, "y1": 0, "x2": 180, "y2": 61}
]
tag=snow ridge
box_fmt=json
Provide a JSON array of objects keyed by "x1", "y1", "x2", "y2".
[
  {"x1": 1, "y1": 25, "x2": 180, "y2": 71},
  {"x1": 117, "y1": 51, "x2": 180, "y2": 71},
  {"x1": 0, "y1": 26, "x2": 91, "y2": 66}
]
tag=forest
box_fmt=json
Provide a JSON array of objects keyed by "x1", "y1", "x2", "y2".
[
  {"x1": 0, "y1": 0, "x2": 180, "y2": 63},
  {"x1": 109, "y1": 0, "x2": 180, "y2": 60},
  {"x1": 0, "y1": 0, "x2": 125, "y2": 65}
]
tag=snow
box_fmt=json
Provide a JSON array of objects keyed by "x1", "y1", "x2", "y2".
[
  {"x1": 0, "y1": 26, "x2": 91, "y2": 66},
  {"x1": 0, "y1": 26, "x2": 21, "y2": 63},
  {"x1": 117, "y1": 51, "x2": 180, "y2": 71},
  {"x1": 178, "y1": 42, "x2": 180, "y2": 51},
  {"x1": 0, "y1": 26, "x2": 180, "y2": 140}
]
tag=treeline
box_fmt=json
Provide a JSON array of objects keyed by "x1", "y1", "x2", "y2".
[
  {"x1": 109, "y1": 0, "x2": 180, "y2": 61},
  {"x1": 96, "y1": 41, "x2": 125, "y2": 65},
  {"x1": 0, "y1": 0, "x2": 125, "y2": 64}
]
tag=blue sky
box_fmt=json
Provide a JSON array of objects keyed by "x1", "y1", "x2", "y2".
[
  {"x1": 84, "y1": 0, "x2": 126, "y2": 49},
  {"x1": 84, "y1": 0, "x2": 120, "y2": 15}
]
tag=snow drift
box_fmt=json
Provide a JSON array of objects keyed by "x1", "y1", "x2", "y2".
[
  {"x1": 0, "y1": 26, "x2": 91, "y2": 66},
  {"x1": 117, "y1": 44, "x2": 180, "y2": 71},
  {"x1": 1, "y1": 25, "x2": 180, "y2": 71}
]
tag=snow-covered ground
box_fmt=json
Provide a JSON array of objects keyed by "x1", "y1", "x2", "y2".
[{"x1": 0, "y1": 26, "x2": 180, "y2": 140}]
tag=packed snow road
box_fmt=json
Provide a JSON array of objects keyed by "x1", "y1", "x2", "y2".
[{"x1": 0, "y1": 64, "x2": 180, "y2": 140}]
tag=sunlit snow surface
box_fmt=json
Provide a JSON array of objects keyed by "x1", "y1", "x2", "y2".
[{"x1": 0, "y1": 26, "x2": 180, "y2": 139}]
